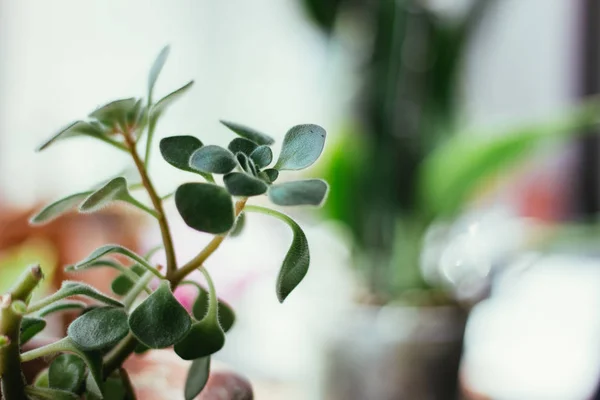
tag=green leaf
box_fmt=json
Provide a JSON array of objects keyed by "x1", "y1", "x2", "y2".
[
  {"x1": 33, "y1": 368, "x2": 50, "y2": 387},
  {"x1": 128, "y1": 281, "x2": 192, "y2": 349},
  {"x1": 184, "y1": 357, "x2": 211, "y2": 400},
  {"x1": 262, "y1": 168, "x2": 279, "y2": 183},
  {"x1": 151, "y1": 80, "x2": 194, "y2": 119},
  {"x1": 235, "y1": 152, "x2": 252, "y2": 174},
  {"x1": 89, "y1": 98, "x2": 138, "y2": 129},
  {"x1": 21, "y1": 317, "x2": 46, "y2": 345},
  {"x1": 79, "y1": 177, "x2": 156, "y2": 217},
  {"x1": 25, "y1": 386, "x2": 79, "y2": 400},
  {"x1": 268, "y1": 179, "x2": 328, "y2": 206},
  {"x1": 220, "y1": 120, "x2": 275, "y2": 146},
  {"x1": 38, "y1": 301, "x2": 86, "y2": 318},
  {"x1": 21, "y1": 337, "x2": 104, "y2": 399},
  {"x1": 68, "y1": 307, "x2": 129, "y2": 351},
  {"x1": 111, "y1": 264, "x2": 145, "y2": 296},
  {"x1": 148, "y1": 45, "x2": 170, "y2": 103},
  {"x1": 175, "y1": 183, "x2": 235, "y2": 234},
  {"x1": 189, "y1": 145, "x2": 237, "y2": 174},
  {"x1": 49, "y1": 354, "x2": 85, "y2": 393},
  {"x1": 228, "y1": 137, "x2": 258, "y2": 155},
  {"x1": 36, "y1": 121, "x2": 109, "y2": 152},
  {"x1": 191, "y1": 286, "x2": 235, "y2": 332},
  {"x1": 159, "y1": 135, "x2": 214, "y2": 182},
  {"x1": 250, "y1": 145, "x2": 273, "y2": 168},
  {"x1": 224, "y1": 172, "x2": 268, "y2": 197},
  {"x1": 174, "y1": 318, "x2": 225, "y2": 360},
  {"x1": 27, "y1": 281, "x2": 123, "y2": 313},
  {"x1": 71, "y1": 244, "x2": 162, "y2": 278},
  {"x1": 274, "y1": 124, "x2": 326, "y2": 170},
  {"x1": 246, "y1": 206, "x2": 310, "y2": 302},
  {"x1": 29, "y1": 191, "x2": 92, "y2": 225}
]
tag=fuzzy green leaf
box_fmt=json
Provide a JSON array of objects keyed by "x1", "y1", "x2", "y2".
[
  {"x1": 128, "y1": 281, "x2": 192, "y2": 349},
  {"x1": 36, "y1": 121, "x2": 106, "y2": 152},
  {"x1": 174, "y1": 318, "x2": 225, "y2": 360},
  {"x1": 33, "y1": 369, "x2": 50, "y2": 387},
  {"x1": 151, "y1": 80, "x2": 194, "y2": 121},
  {"x1": 184, "y1": 357, "x2": 211, "y2": 400},
  {"x1": 228, "y1": 137, "x2": 258, "y2": 155},
  {"x1": 159, "y1": 135, "x2": 214, "y2": 182},
  {"x1": 262, "y1": 168, "x2": 279, "y2": 183},
  {"x1": 25, "y1": 386, "x2": 79, "y2": 400},
  {"x1": 71, "y1": 244, "x2": 162, "y2": 278},
  {"x1": 28, "y1": 281, "x2": 123, "y2": 313},
  {"x1": 224, "y1": 172, "x2": 268, "y2": 197},
  {"x1": 220, "y1": 120, "x2": 275, "y2": 146},
  {"x1": 79, "y1": 177, "x2": 155, "y2": 217},
  {"x1": 30, "y1": 191, "x2": 92, "y2": 225},
  {"x1": 275, "y1": 124, "x2": 326, "y2": 170},
  {"x1": 49, "y1": 354, "x2": 85, "y2": 393},
  {"x1": 148, "y1": 45, "x2": 170, "y2": 103},
  {"x1": 191, "y1": 287, "x2": 235, "y2": 332},
  {"x1": 246, "y1": 206, "x2": 310, "y2": 302},
  {"x1": 111, "y1": 264, "x2": 145, "y2": 296},
  {"x1": 38, "y1": 301, "x2": 86, "y2": 318},
  {"x1": 268, "y1": 179, "x2": 328, "y2": 206},
  {"x1": 235, "y1": 152, "x2": 251, "y2": 174},
  {"x1": 175, "y1": 183, "x2": 235, "y2": 234},
  {"x1": 89, "y1": 98, "x2": 138, "y2": 129},
  {"x1": 189, "y1": 145, "x2": 237, "y2": 174},
  {"x1": 250, "y1": 145, "x2": 273, "y2": 168},
  {"x1": 68, "y1": 307, "x2": 129, "y2": 351},
  {"x1": 21, "y1": 317, "x2": 46, "y2": 345}
]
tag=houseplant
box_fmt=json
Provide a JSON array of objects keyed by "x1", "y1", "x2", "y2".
[
  {"x1": 301, "y1": 0, "x2": 600, "y2": 398},
  {"x1": 0, "y1": 46, "x2": 328, "y2": 400}
]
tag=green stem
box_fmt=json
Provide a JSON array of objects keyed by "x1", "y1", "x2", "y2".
[
  {"x1": 122, "y1": 271, "x2": 155, "y2": 310},
  {"x1": 199, "y1": 268, "x2": 218, "y2": 321},
  {"x1": 103, "y1": 334, "x2": 138, "y2": 376},
  {"x1": 0, "y1": 266, "x2": 43, "y2": 400}
]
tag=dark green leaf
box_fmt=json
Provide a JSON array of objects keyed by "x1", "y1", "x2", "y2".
[
  {"x1": 184, "y1": 357, "x2": 211, "y2": 400},
  {"x1": 250, "y1": 145, "x2": 273, "y2": 168},
  {"x1": 192, "y1": 287, "x2": 235, "y2": 332},
  {"x1": 29, "y1": 192, "x2": 92, "y2": 225},
  {"x1": 25, "y1": 386, "x2": 79, "y2": 400},
  {"x1": 79, "y1": 177, "x2": 155, "y2": 216},
  {"x1": 68, "y1": 307, "x2": 129, "y2": 351},
  {"x1": 36, "y1": 121, "x2": 106, "y2": 152},
  {"x1": 128, "y1": 281, "x2": 192, "y2": 349},
  {"x1": 268, "y1": 179, "x2": 328, "y2": 206},
  {"x1": 236, "y1": 152, "x2": 251, "y2": 174},
  {"x1": 262, "y1": 168, "x2": 279, "y2": 183},
  {"x1": 159, "y1": 136, "x2": 213, "y2": 180},
  {"x1": 224, "y1": 172, "x2": 268, "y2": 197},
  {"x1": 189, "y1": 145, "x2": 237, "y2": 174},
  {"x1": 89, "y1": 98, "x2": 138, "y2": 129},
  {"x1": 247, "y1": 157, "x2": 259, "y2": 177},
  {"x1": 274, "y1": 124, "x2": 326, "y2": 170},
  {"x1": 38, "y1": 301, "x2": 87, "y2": 318},
  {"x1": 28, "y1": 281, "x2": 123, "y2": 313},
  {"x1": 111, "y1": 264, "x2": 145, "y2": 296},
  {"x1": 148, "y1": 45, "x2": 170, "y2": 102},
  {"x1": 21, "y1": 317, "x2": 46, "y2": 345},
  {"x1": 246, "y1": 206, "x2": 310, "y2": 302},
  {"x1": 228, "y1": 138, "x2": 258, "y2": 155},
  {"x1": 174, "y1": 318, "x2": 225, "y2": 360},
  {"x1": 220, "y1": 120, "x2": 275, "y2": 146},
  {"x1": 49, "y1": 354, "x2": 85, "y2": 393},
  {"x1": 71, "y1": 244, "x2": 161, "y2": 278},
  {"x1": 175, "y1": 183, "x2": 235, "y2": 234}
]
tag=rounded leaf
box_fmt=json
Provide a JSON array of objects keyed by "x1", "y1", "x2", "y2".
[
  {"x1": 159, "y1": 135, "x2": 203, "y2": 173},
  {"x1": 21, "y1": 317, "x2": 46, "y2": 345},
  {"x1": 128, "y1": 281, "x2": 192, "y2": 349},
  {"x1": 223, "y1": 172, "x2": 268, "y2": 197},
  {"x1": 174, "y1": 319, "x2": 225, "y2": 360},
  {"x1": 192, "y1": 288, "x2": 235, "y2": 332},
  {"x1": 274, "y1": 124, "x2": 326, "y2": 170},
  {"x1": 189, "y1": 145, "x2": 236, "y2": 174},
  {"x1": 175, "y1": 183, "x2": 234, "y2": 234},
  {"x1": 228, "y1": 137, "x2": 258, "y2": 155},
  {"x1": 261, "y1": 168, "x2": 279, "y2": 183},
  {"x1": 185, "y1": 357, "x2": 211, "y2": 400},
  {"x1": 268, "y1": 179, "x2": 328, "y2": 206},
  {"x1": 49, "y1": 354, "x2": 85, "y2": 393},
  {"x1": 111, "y1": 264, "x2": 145, "y2": 296},
  {"x1": 250, "y1": 145, "x2": 273, "y2": 168},
  {"x1": 68, "y1": 307, "x2": 129, "y2": 351},
  {"x1": 220, "y1": 120, "x2": 275, "y2": 146}
]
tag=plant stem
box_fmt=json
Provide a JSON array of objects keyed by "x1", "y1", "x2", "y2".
[
  {"x1": 0, "y1": 266, "x2": 43, "y2": 400},
  {"x1": 124, "y1": 133, "x2": 178, "y2": 279},
  {"x1": 103, "y1": 333, "x2": 139, "y2": 376},
  {"x1": 172, "y1": 198, "x2": 247, "y2": 286}
]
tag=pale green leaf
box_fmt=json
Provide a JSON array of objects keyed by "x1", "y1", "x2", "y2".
[
  {"x1": 228, "y1": 137, "x2": 258, "y2": 155},
  {"x1": 30, "y1": 192, "x2": 92, "y2": 225},
  {"x1": 268, "y1": 179, "x2": 328, "y2": 206},
  {"x1": 71, "y1": 244, "x2": 162, "y2": 279},
  {"x1": 220, "y1": 120, "x2": 275, "y2": 145},
  {"x1": 184, "y1": 357, "x2": 211, "y2": 400},
  {"x1": 27, "y1": 281, "x2": 123, "y2": 313},
  {"x1": 148, "y1": 45, "x2": 170, "y2": 103},
  {"x1": 38, "y1": 301, "x2": 86, "y2": 317},
  {"x1": 275, "y1": 124, "x2": 326, "y2": 170},
  {"x1": 37, "y1": 121, "x2": 107, "y2": 152},
  {"x1": 250, "y1": 145, "x2": 273, "y2": 168},
  {"x1": 79, "y1": 177, "x2": 156, "y2": 217},
  {"x1": 189, "y1": 145, "x2": 237, "y2": 174}
]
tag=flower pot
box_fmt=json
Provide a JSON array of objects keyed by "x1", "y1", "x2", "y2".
[{"x1": 323, "y1": 304, "x2": 467, "y2": 400}]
